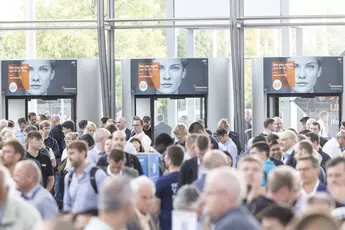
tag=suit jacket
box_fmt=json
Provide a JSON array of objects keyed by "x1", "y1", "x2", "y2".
[
  {"x1": 229, "y1": 131, "x2": 242, "y2": 153},
  {"x1": 178, "y1": 157, "x2": 198, "y2": 189},
  {"x1": 154, "y1": 122, "x2": 172, "y2": 139},
  {"x1": 320, "y1": 136, "x2": 328, "y2": 147},
  {"x1": 127, "y1": 210, "x2": 158, "y2": 230},
  {"x1": 286, "y1": 151, "x2": 297, "y2": 168},
  {"x1": 122, "y1": 166, "x2": 139, "y2": 178},
  {"x1": 125, "y1": 128, "x2": 131, "y2": 141},
  {"x1": 0, "y1": 195, "x2": 42, "y2": 230}
]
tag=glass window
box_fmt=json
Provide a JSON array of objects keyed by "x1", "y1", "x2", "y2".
[
  {"x1": 290, "y1": 0, "x2": 345, "y2": 15},
  {"x1": 28, "y1": 99, "x2": 73, "y2": 123}
]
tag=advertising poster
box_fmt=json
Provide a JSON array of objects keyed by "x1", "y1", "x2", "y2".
[
  {"x1": 131, "y1": 58, "x2": 208, "y2": 95},
  {"x1": 264, "y1": 56, "x2": 343, "y2": 94},
  {"x1": 2, "y1": 60, "x2": 77, "y2": 96}
]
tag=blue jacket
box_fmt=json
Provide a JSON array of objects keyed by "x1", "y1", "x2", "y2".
[{"x1": 261, "y1": 160, "x2": 276, "y2": 187}]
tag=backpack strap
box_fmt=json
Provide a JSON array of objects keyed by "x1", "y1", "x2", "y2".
[
  {"x1": 90, "y1": 167, "x2": 99, "y2": 194},
  {"x1": 67, "y1": 171, "x2": 74, "y2": 188}
]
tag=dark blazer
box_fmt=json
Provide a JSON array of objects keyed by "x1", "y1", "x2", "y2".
[
  {"x1": 318, "y1": 149, "x2": 331, "y2": 169},
  {"x1": 178, "y1": 157, "x2": 198, "y2": 189},
  {"x1": 49, "y1": 124, "x2": 65, "y2": 158},
  {"x1": 270, "y1": 157, "x2": 284, "y2": 166},
  {"x1": 125, "y1": 128, "x2": 131, "y2": 141},
  {"x1": 154, "y1": 122, "x2": 172, "y2": 139},
  {"x1": 229, "y1": 131, "x2": 242, "y2": 153},
  {"x1": 316, "y1": 183, "x2": 328, "y2": 193},
  {"x1": 286, "y1": 151, "x2": 297, "y2": 168},
  {"x1": 320, "y1": 137, "x2": 328, "y2": 147}
]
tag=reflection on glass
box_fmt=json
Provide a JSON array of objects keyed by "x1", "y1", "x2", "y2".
[{"x1": 27, "y1": 99, "x2": 72, "y2": 123}]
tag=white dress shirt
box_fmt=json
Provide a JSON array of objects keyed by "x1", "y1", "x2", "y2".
[{"x1": 301, "y1": 180, "x2": 320, "y2": 197}]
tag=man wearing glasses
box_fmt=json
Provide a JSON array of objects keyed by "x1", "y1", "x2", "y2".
[{"x1": 130, "y1": 117, "x2": 152, "y2": 152}]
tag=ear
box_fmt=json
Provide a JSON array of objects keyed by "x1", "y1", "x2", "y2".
[
  {"x1": 50, "y1": 69, "x2": 55, "y2": 80},
  {"x1": 181, "y1": 68, "x2": 186, "y2": 80},
  {"x1": 316, "y1": 66, "x2": 322, "y2": 78}
]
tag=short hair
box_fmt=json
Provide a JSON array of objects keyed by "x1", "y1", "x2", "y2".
[
  {"x1": 131, "y1": 176, "x2": 155, "y2": 195},
  {"x1": 203, "y1": 150, "x2": 227, "y2": 170},
  {"x1": 300, "y1": 116, "x2": 310, "y2": 123},
  {"x1": 51, "y1": 114, "x2": 60, "y2": 122},
  {"x1": 62, "y1": 120, "x2": 75, "y2": 132},
  {"x1": 108, "y1": 149, "x2": 125, "y2": 162},
  {"x1": 132, "y1": 116, "x2": 143, "y2": 126},
  {"x1": 291, "y1": 210, "x2": 338, "y2": 230},
  {"x1": 105, "y1": 124, "x2": 117, "y2": 134},
  {"x1": 39, "y1": 114, "x2": 48, "y2": 121},
  {"x1": 3, "y1": 139, "x2": 25, "y2": 160},
  {"x1": 188, "y1": 122, "x2": 205, "y2": 134},
  {"x1": 99, "y1": 176, "x2": 133, "y2": 212},
  {"x1": 311, "y1": 121, "x2": 321, "y2": 130},
  {"x1": 280, "y1": 130, "x2": 297, "y2": 143},
  {"x1": 296, "y1": 140, "x2": 314, "y2": 156},
  {"x1": 166, "y1": 145, "x2": 184, "y2": 167},
  {"x1": 267, "y1": 133, "x2": 279, "y2": 144},
  {"x1": 93, "y1": 128, "x2": 111, "y2": 142},
  {"x1": 39, "y1": 120, "x2": 51, "y2": 130},
  {"x1": 7, "y1": 120, "x2": 14, "y2": 128},
  {"x1": 18, "y1": 118, "x2": 27, "y2": 125},
  {"x1": 264, "y1": 118, "x2": 274, "y2": 129},
  {"x1": 186, "y1": 134, "x2": 198, "y2": 150},
  {"x1": 195, "y1": 134, "x2": 210, "y2": 151},
  {"x1": 101, "y1": 117, "x2": 109, "y2": 124},
  {"x1": 305, "y1": 132, "x2": 320, "y2": 144},
  {"x1": 269, "y1": 140, "x2": 279, "y2": 147},
  {"x1": 142, "y1": 116, "x2": 151, "y2": 122},
  {"x1": 67, "y1": 140, "x2": 88, "y2": 153},
  {"x1": 298, "y1": 156, "x2": 320, "y2": 169},
  {"x1": 78, "y1": 120, "x2": 88, "y2": 130},
  {"x1": 251, "y1": 141, "x2": 270, "y2": 158},
  {"x1": 215, "y1": 129, "x2": 228, "y2": 137},
  {"x1": 156, "y1": 114, "x2": 164, "y2": 122},
  {"x1": 341, "y1": 121, "x2": 345, "y2": 127},
  {"x1": 258, "y1": 204, "x2": 294, "y2": 226},
  {"x1": 217, "y1": 118, "x2": 229, "y2": 130},
  {"x1": 24, "y1": 125, "x2": 38, "y2": 133},
  {"x1": 174, "y1": 185, "x2": 202, "y2": 210},
  {"x1": 27, "y1": 130, "x2": 43, "y2": 141},
  {"x1": 267, "y1": 166, "x2": 299, "y2": 193},
  {"x1": 237, "y1": 154, "x2": 263, "y2": 169},
  {"x1": 297, "y1": 134, "x2": 307, "y2": 142},
  {"x1": 326, "y1": 157, "x2": 345, "y2": 170},
  {"x1": 299, "y1": 129, "x2": 311, "y2": 135},
  {"x1": 173, "y1": 123, "x2": 188, "y2": 136},
  {"x1": 154, "y1": 133, "x2": 174, "y2": 154},
  {"x1": 252, "y1": 135, "x2": 267, "y2": 144},
  {"x1": 28, "y1": 112, "x2": 36, "y2": 119},
  {"x1": 288, "y1": 128, "x2": 297, "y2": 134},
  {"x1": 79, "y1": 134, "x2": 95, "y2": 148}
]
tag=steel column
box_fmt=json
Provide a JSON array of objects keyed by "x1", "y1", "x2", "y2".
[{"x1": 108, "y1": 0, "x2": 116, "y2": 119}]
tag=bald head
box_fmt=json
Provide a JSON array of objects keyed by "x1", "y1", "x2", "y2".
[
  {"x1": 93, "y1": 128, "x2": 111, "y2": 143},
  {"x1": 14, "y1": 160, "x2": 41, "y2": 184},
  {"x1": 203, "y1": 150, "x2": 228, "y2": 170}
]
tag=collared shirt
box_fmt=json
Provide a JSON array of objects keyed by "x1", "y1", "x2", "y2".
[
  {"x1": 23, "y1": 184, "x2": 59, "y2": 219},
  {"x1": 14, "y1": 130, "x2": 25, "y2": 144},
  {"x1": 84, "y1": 217, "x2": 114, "y2": 230},
  {"x1": 124, "y1": 142, "x2": 138, "y2": 154},
  {"x1": 63, "y1": 164, "x2": 108, "y2": 212},
  {"x1": 301, "y1": 180, "x2": 320, "y2": 197},
  {"x1": 106, "y1": 166, "x2": 123, "y2": 176},
  {"x1": 219, "y1": 139, "x2": 238, "y2": 166},
  {"x1": 135, "y1": 209, "x2": 153, "y2": 230},
  {"x1": 86, "y1": 146, "x2": 104, "y2": 166},
  {"x1": 197, "y1": 158, "x2": 204, "y2": 179},
  {"x1": 283, "y1": 147, "x2": 294, "y2": 164}
]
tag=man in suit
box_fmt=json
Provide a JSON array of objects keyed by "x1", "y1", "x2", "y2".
[
  {"x1": 192, "y1": 150, "x2": 228, "y2": 192},
  {"x1": 106, "y1": 149, "x2": 139, "y2": 178},
  {"x1": 296, "y1": 156, "x2": 327, "y2": 196},
  {"x1": 116, "y1": 117, "x2": 131, "y2": 141},
  {"x1": 154, "y1": 114, "x2": 172, "y2": 140},
  {"x1": 178, "y1": 134, "x2": 211, "y2": 188}
]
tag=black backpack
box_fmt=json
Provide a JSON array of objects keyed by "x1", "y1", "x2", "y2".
[{"x1": 67, "y1": 167, "x2": 100, "y2": 194}]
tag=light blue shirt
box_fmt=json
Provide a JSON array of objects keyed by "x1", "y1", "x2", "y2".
[
  {"x1": 63, "y1": 164, "x2": 108, "y2": 212},
  {"x1": 23, "y1": 184, "x2": 59, "y2": 219},
  {"x1": 86, "y1": 146, "x2": 103, "y2": 166},
  {"x1": 219, "y1": 139, "x2": 238, "y2": 166},
  {"x1": 15, "y1": 130, "x2": 25, "y2": 144}
]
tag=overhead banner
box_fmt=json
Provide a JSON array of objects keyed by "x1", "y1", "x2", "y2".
[
  {"x1": 131, "y1": 58, "x2": 208, "y2": 95},
  {"x1": 2, "y1": 60, "x2": 77, "y2": 96},
  {"x1": 264, "y1": 56, "x2": 343, "y2": 94}
]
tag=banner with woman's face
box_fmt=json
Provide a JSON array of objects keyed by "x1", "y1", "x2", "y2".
[
  {"x1": 264, "y1": 56, "x2": 343, "y2": 94},
  {"x1": 131, "y1": 58, "x2": 209, "y2": 95},
  {"x1": 2, "y1": 60, "x2": 77, "y2": 96}
]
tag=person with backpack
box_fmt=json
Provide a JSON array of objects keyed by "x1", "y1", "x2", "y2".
[{"x1": 63, "y1": 140, "x2": 108, "y2": 213}]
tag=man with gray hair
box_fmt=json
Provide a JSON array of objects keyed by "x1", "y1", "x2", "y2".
[
  {"x1": 0, "y1": 165, "x2": 41, "y2": 230},
  {"x1": 84, "y1": 176, "x2": 134, "y2": 230},
  {"x1": 204, "y1": 167, "x2": 260, "y2": 230},
  {"x1": 154, "y1": 113, "x2": 172, "y2": 139},
  {"x1": 192, "y1": 150, "x2": 228, "y2": 192},
  {"x1": 174, "y1": 184, "x2": 203, "y2": 216},
  {"x1": 87, "y1": 128, "x2": 111, "y2": 165},
  {"x1": 13, "y1": 161, "x2": 59, "y2": 219}
]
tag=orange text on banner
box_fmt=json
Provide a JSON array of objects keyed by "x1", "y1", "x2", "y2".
[
  {"x1": 271, "y1": 61, "x2": 295, "y2": 88},
  {"x1": 8, "y1": 64, "x2": 29, "y2": 90},
  {"x1": 138, "y1": 62, "x2": 160, "y2": 89}
]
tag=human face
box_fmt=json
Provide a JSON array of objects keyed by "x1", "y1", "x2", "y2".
[
  {"x1": 238, "y1": 161, "x2": 263, "y2": 189},
  {"x1": 135, "y1": 184, "x2": 154, "y2": 215},
  {"x1": 64, "y1": 135, "x2": 74, "y2": 146},
  {"x1": 28, "y1": 138, "x2": 43, "y2": 150},
  {"x1": 116, "y1": 119, "x2": 125, "y2": 130},
  {"x1": 23, "y1": 60, "x2": 55, "y2": 95},
  {"x1": 42, "y1": 126, "x2": 50, "y2": 138},
  {"x1": 195, "y1": 147, "x2": 209, "y2": 162},
  {"x1": 262, "y1": 218, "x2": 285, "y2": 230},
  {"x1": 62, "y1": 127, "x2": 71, "y2": 136},
  {"x1": 67, "y1": 148, "x2": 84, "y2": 168},
  {"x1": 279, "y1": 135, "x2": 294, "y2": 152},
  {"x1": 143, "y1": 121, "x2": 150, "y2": 130},
  {"x1": 175, "y1": 134, "x2": 187, "y2": 144},
  {"x1": 204, "y1": 180, "x2": 229, "y2": 220},
  {"x1": 109, "y1": 159, "x2": 124, "y2": 174},
  {"x1": 29, "y1": 116, "x2": 37, "y2": 125},
  {"x1": 327, "y1": 163, "x2": 345, "y2": 187},
  {"x1": 336, "y1": 136, "x2": 345, "y2": 147},
  {"x1": 112, "y1": 131, "x2": 126, "y2": 150},
  {"x1": 13, "y1": 165, "x2": 31, "y2": 193},
  {"x1": 19, "y1": 122, "x2": 27, "y2": 131},
  {"x1": 216, "y1": 135, "x2": 227, "y2": 144},
  {"x1": 104, "y1": 139, "x2": 112, "y2": 154},
  {"x1": 155, "y1": 58, "x2": 186, "y2": 94},
  {"x1": 270, "y1": 144, "x2": 282, "y2": 160},
  {"x1": 1, "y1": 145, "x2": 20, "y2": 168},
  {"x1": 132, "y1": 141, "x2": 141, "y2": 152},
  {"x1": 296, "y1": 160, "x2": 318, "y2": 184},
  {"x1": 287, "y1": 57, "x2": 321, "y2": 93},
  {"x1": 132, "y1": 120, "x2": 143, "y2": 134},
  {"x1": 310, "y1": 124, "x2": 320, "y2": 134},
  {"x1": 273, "y1": 118, "x2": 283, "y2": 132}
]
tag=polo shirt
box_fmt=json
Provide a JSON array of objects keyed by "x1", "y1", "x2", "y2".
[{"x1": 25, "y1": 151, "x2": 54, "y2": 188}]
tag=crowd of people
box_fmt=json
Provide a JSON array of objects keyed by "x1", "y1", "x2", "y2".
[{"x1": 0, "y1": 112, "x2": 345, "y2": 230}]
